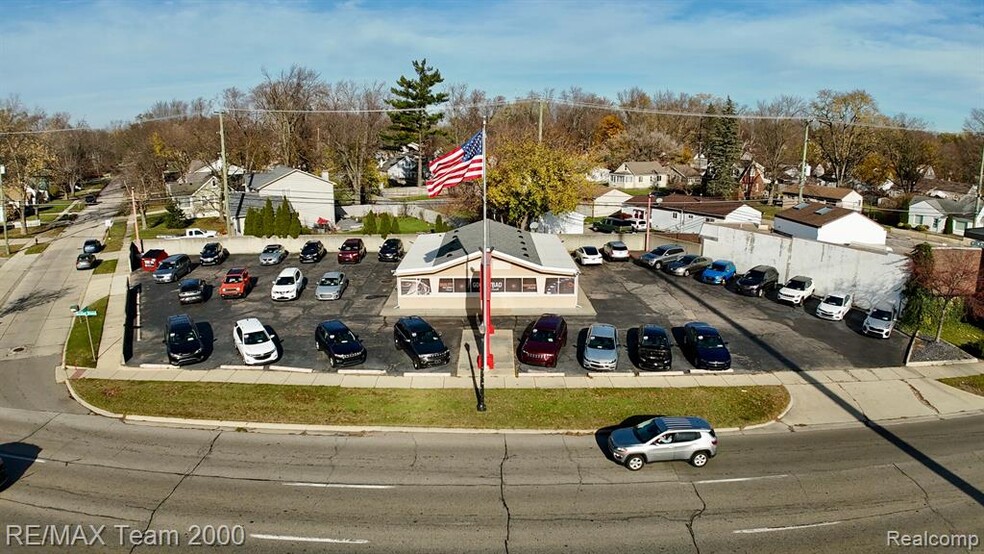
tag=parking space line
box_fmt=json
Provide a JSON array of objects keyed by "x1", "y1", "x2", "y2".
[
  {"x1": 694, "y1": 474, "x2": 788, "y2": 484},
  {"x1": 733, "y1": 521, "x2": 841, "y2": 534},
  {"x1": 250, "y1": 533, "x2": 369, "y2": 544}
]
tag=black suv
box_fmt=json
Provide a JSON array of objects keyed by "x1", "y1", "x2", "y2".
[
  {"x1": 378, "y1": 238, "x2": 405, "y2": 262},
  {"x1": 315, "y1": 320, "x2": 367, "y2": 368},
  {"x1": 164, "y1": 314, "x2": 206, "y2": 366},
  {"x1": 736, "y1": 265, "x2": 779, "y2": 297},
  {"x1": 633, "y1": 324, "x2": 672, "y2": 371},
  {"x1": 199, "y1": 242, "x2": 228, "y2": 266},
  {"x1": 394, "y1": 316, "x2": 451, "y2": 369},
  {"x1": 592, "y1": 217, "x2": 635, "y2": 234},
  {"x1": 299, "y1": 240, "x2": 327, "y2": 263}
]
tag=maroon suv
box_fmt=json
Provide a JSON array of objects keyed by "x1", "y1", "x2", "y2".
[
  {"x1": 518, "y1": 314, "x2": 568, "y2": 367},
  {"x1": 337, "y1": 238, "x2": 366, "y2": 264}
]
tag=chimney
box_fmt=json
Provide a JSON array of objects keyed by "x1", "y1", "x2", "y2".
[{"x1": 320, "y1": 171, "x2": 331, "y2": 182}]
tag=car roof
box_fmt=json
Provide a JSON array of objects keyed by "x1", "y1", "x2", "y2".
[
  {"x1": 161, "y1": 254, "x2": 186, "y2": 263},
  {"x1": 143, "y1": 249, "x2": 167, "y2": 257},
  {"x1": 399, "y1": 315, "x2": 433, "y2": 332},
  {"x1": 320, "y1": 271, "x2": 343, "y2": 279},
  {"x1": 319, "y1": 319, "x2": 349, "y2": 332},
  {"x1": 711, "y1": 259, "x2": 733, "y2": 265},
  {"x1": 607, "y1": 241, "x2": 627, "y2": 247},
  {"x1": 533, "y1": 313, "x2": 564, "y2": 329},
  {"x1": 789, "y1": 275, "x2": 811, "y2": 282},
  {"x1": 588, "y1": 323, "x2": 617, "y2": 337},
  {"x1": 167, "y1": 313, "x2": 194, "y2": 326},
  {"x1": 84, "y1": 239, "x2": 99, "y2": 244},
  {"x1": 304, "y1": 240, "x2": 322, "y2": 245},
  {"x1": 656, "y1": 416, "x2": 714, "y2": 432},
  {"x1": 77, "y1": 252, "x2": 94, "y2": 258},
  {"x1": 227, "y1": 267, "x2": 248, "y2": 275},
  {"x1": 871, "y1": 302, "x2": 896, "y2": 311},
  {"x1": 640, "y1": 324, "x2": 668, "y2": 336},
  {"x1": 749, "y1": 264, "x2": 776, "y2": 272},
  {"x1": 276, "y1": 267, "x2": 299, "y2": 276},
  {"x1": 204, "y1": 241, "x2": 220, "y2": 247},
  {"x1": 179, "y1": 278, "x2": 202, "y2": 285},
  {"x1": 824, "y1": 291, "x2": 849, "y2": 298},
  {"x1": 236, "y1": 317, "x2": 265, "y2": 333},
  {"x1": 685, "y1": 321, "x2": 717, "y2": 333},
  {"x1": 656, "y1": 243, "x2": 683, "y2": 249},
  {"x1": 263, "y1": 244, "x2": 283, "y2": 249},
  {"x1": 383, "y1": 238, "x2": 402, "y2": 244},
  {"x1": 342, "y1": 237, "x2": 363, "y2": 244}
]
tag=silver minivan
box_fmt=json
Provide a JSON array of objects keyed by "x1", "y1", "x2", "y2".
[
  {"x1": 608, "y1": 416, "x2": 718, "y2": 470},
  {"x1": 153, "y1": 254, "x2": 192, "y2": 283}
]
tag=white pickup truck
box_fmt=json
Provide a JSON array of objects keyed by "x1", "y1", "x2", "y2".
[{"x1": 160, "y1": 228, "x2": 219, "y2": 239}]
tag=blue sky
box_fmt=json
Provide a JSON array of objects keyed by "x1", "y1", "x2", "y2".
[{"x1": 2, "y1": 0, "x2": 981, "y2": 131}]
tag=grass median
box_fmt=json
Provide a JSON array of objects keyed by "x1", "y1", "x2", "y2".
[
  {"x1": 65, "y1": 296, "x2": 109, "y2": 368},
  {"x1": 939, "y1": 375, "x2": 984, "y2": 397},
  {"x1": 23, "y1": 242, "x2": 51, "y2": 255},
  {"x1": 69, "y1": 380, "x2": 788, "y2": 430},
  {"x1": 92, "y1": 258, "x2": 118, "y2": 275}
]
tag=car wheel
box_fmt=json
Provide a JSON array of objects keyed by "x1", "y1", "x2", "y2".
[
  {"x1": 412, "y1": 357, "x2": 421, "y2": 370},
  {"x1": 757, "y1": 288, "x2": 764, "y2": 297},
  {"x1": 625, "y1": 454, "x2": 645, "y2": 471},
  {"x1": 684, "y1": 269, "x2": 690, "y2": 276},
  {"x1": 653, "y1": 262, "x2": 661, "y2": 269},
  {"x1": 690, "y1": 451, "x2": 710, "y2": 468}
]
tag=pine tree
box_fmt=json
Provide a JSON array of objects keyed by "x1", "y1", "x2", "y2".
[
  {"x1": 378, "y1": 213, "x2": 392, "y2": 238},
  {"x1": 382, "y1": 59, "x2": 449, "y2": 186},
  {"x1": 243, "y1": 208, "x2": 256, "y2": 236},
  {"x1": 288, "y1": 215, "x2": 301, "y2": 238},
  {"x1": 704, "y1": 98, "x2": 742, "y2": 198},
  {"x1": 390, "y1": 217, "x2": 401, "y2": 235},
  {"x1": 363, "y1": 211, "x2": 377, "y2": 235},
  {"x1": 434, "y1": 214, "x2": 444, "y2": 232},
  {"x1": 275, "y1": 198, "x2": 292, "y2": 237},
  {"x1": 261, "y1": 199, "x2": 275, "y2": 238}
]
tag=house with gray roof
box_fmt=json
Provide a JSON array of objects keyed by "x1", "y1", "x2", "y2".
[
  {"x1": 240, "y1": 165, "x2": 336, "y2": 231},
  {"x1": 167, "y1": 159, "x2": 246, "y2": 218},
  {"x1": 392, "y1": 220, "x2": 582, "y2": 313},
  {"x1": 907, "y1": 196, "x2": 984, "y2": 236},
  {"x1": 608, "y1": 161, "x2": 670, "y2": 190}
]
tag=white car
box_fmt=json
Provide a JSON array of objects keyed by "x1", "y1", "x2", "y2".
[
  {"x1": 271, "y1": 267, "x2": 304, "y2": 301},
  {"x1": 816, "y1": 292, "x2": 853, "y2": 320},
  {"x1": 232, "y1": 318, "x2": 278, "y2": 365},
  {"x1": 602, "y1": 241, "x2": 630, "y2": 261},
  {"x1": 573, "y1": 246, "x2": 603, "y2": 266},
  {"x1": 777, "y1": 276, "x2": 815, "y2": 305}
]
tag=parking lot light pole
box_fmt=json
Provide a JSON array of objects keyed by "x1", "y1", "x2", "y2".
[{"x1": 0, "y1": 164, "x2": 9, "y2": 256}]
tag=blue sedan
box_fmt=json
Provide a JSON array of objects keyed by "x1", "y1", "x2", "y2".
[{"x1": 700, "y1": 260, "x2": 736, "y2": 285}]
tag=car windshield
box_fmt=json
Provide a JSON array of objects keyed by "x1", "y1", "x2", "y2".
[
  {"x1": 696, "y1": 333, "x2": 725, "y2": 349},
  {"x1": 678, "y1": 255, "x2": 697, "y2": 264},
  {"x1": 870, "y1": 309, "x2": 894, "y2": 321},
  {"x1": 203, "y1": 244, "x2": 218, "y2": 254},
  {"x1": 587, "y1": 335, "x2": 615, "y2": 350},
  {"x1": 582, "y1": 246, "x2": 599, "y2": 255},
  {"x1": 303, "y1": 243, "x2": 319, "y2": 251},
  {"x1": 640, "y1": 331, "x2": 668, "y2": 347},
  {"x1": 744, "y1": 270, "x2": 764, "y2": 281},
  {"x1": 262, "y1": 246, "x2": 280, "y2": 254},
  {"x1": 169, "y1": 328, "x2": 198, "y2": 344},
  {"x1": 179, "y1": 281, "x2": 200, "y2": 292},
  {"x1": 275, "y1": 276, "x2": 295, "y2": 286},
  {"x1": 530, "y1": 328, "x2": 557, "y2": 343},
  {"x1": 823, "y1": 296, "x2": 845, "y2": 306},
  {"x1": 158, "y1": 261, "x2": 174, "y2": 270},
  {"x1": 411, "y1": 329, "x2": 441, "y2": 344},
  {"x1": 711, "y1": 262, "x2": 730, "y2": 271},
  {"x1": 633, "y1": 418, "x2": 664, "y2": 443},
  {"x1": 786, "y1": 279, "x2": 808, "y2": 290},
  {"x1": 224, "y1": 275, "x2": 243, "y2": 284},
  {"x1": 611, "y1": 244, "x2": 627, "y2": 251},
  {"x1": 340, "y1": 243, "x2": 359, "y2": 251},
  {"x1": 383, "y1": 240, "x2": 399, "y2": 249},
  {"x1": 327, "y1": 331, "x2": 357, "y2": 345},
  {"x1": 320, "y1": 277, "x2": 340, "y2": 286},
  {"x1": 651, "y1": 247, "x2": 668, "y2": 256},
  {"x1": 243, "y1": 330, "x2": 270, "y2": 345}
]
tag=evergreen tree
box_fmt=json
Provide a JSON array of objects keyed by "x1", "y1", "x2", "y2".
[
  {"x1": 288, "y1": 215, "x2": 301, "y2": 238},
  {"x1": 363, "y1": 211, "x2": 377, "y2": 235},
  {"x1": 390, "y1": 217, "x2": 401, "y2": 235},
  {"x1": 163, "y1": 200, "x2": 188, "y2": 228},
  {"x1": 243, "y1": 208, "x2": 256, "y2": 236},
  {"x1": 275, "y1": 198, "x2": 292, "y2": 237},
  {"x1": 260, "y1": 199, "x2": 275, "y2": 238},
  {"x1": 704, "y1": 98, "x2": 742, "y2": 198},
  {"x1": 434, "y1": 214, "x2": 444, "y2": 232},
  {"x1": 382, "y1": 59, "x2": 449, "y2": 186},
  {"x1": 379, "y1": 213, "x2": 392, "y2": 238}
]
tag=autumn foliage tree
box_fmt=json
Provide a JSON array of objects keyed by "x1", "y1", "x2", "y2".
[{"x1": 904, "y1": 244, "x2": 983, "y2": 342}]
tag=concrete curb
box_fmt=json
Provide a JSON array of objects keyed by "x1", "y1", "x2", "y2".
[
  {"x1": 905, "y1": 357, "x2": 979, "y2": 367},
  {"x1": 716, "y1": 391, "x2": 795, "y2": 435},
  {"x1": 268, "y1": 365, "x2": 314, "y2": 373},
  {"x1": 64, "y1": 378, "x2": 124, "y2": 419}
]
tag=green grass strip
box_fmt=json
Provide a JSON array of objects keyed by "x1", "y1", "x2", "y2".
[
  {"x1": 939, "y1": 375, "x2": 984, "y2": 397},
  {"x1": 65, "y1": 296, "x2": 109, "y2": 368}
]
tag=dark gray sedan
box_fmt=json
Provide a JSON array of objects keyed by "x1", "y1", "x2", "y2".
[
  {"x1": 76, "y1": 253, "x2": 96, "y2": 270},
  {"x1": 663, "y1": 255, "x2": 712, "y2": 277},
  {"x1": 178, "y1": 278, "x2": 207, "y2": 304}
]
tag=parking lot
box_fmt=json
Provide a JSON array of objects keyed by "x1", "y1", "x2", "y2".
[{"x1": 129, "y1": 250, "x2": 907, "y2": 375}]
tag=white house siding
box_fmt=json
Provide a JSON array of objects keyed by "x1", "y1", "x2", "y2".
[
  {"x1": 627, "y1": 205, "x2": 762, "y2": 235},
  {"x1": 258, "y1": 173, "x2": 335, "y2": 226},
  {"x1": 907, "y1": 202, "x2": 947, "y2": 233},
  {"x1": 839, "y1": 191, "x2": 864, "y2": 211},
  {"x1": 592, "y1": 190, "x2": 632, "y2": 218},
  {"x1": 700, "y1": 224, "x2": 907, "y2": 310},
  {"x1": 816, "y1": 213, "x2": 886, "y2": 246}
]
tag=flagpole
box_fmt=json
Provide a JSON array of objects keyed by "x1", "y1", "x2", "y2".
[{"x1": 478, "y1": 118, "x2": 489, "y2": 412}]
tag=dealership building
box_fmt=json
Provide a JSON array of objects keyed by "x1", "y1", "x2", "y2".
[{"x1": 393, "y1": 220, "x2": 582, "y2": 312}]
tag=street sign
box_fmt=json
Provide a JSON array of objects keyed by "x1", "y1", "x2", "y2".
[
  {"x1": 105, "y1": 219, "x2": 113, "y2": 228},
  {"x1": 75, "y1": 309, "x2": 97, "y2": 317}
]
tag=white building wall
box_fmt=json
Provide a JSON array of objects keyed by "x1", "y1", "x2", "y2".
[
  {"x1": 907, "y1": 202, "x2": 947, "y2": 232},
  {"x1": 816, "y1": 212, "x2": 886, "y2": 246},
  {"x1": 724, "y1": 205, "x2": 764, "y2": 225},
  {"x1": 838, "y1": 191, "x2": 864, "y2": 211},
  {"x1": 536, "y1": 211, "x2": 585, "y2": 234},
  {"x1": 259, "y1": 173, "x2": 335, "y2": 226},
  {"x1": 700, "y1": 224, "x2": 907, "y2": 309},
  {"x1": 771, "y1": 218, "x2": 820, "y2": 241}
]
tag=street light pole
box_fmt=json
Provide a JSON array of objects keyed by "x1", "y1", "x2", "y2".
[
  {"x1": 797, "y1": 120, "x2": 811, "y2": 203},
  {"x1": 218, "y1": 111, "x2": 234, "y2": 237},
  {"x1": 0, "y1": 164, "x2": 8, "y2": 256}
]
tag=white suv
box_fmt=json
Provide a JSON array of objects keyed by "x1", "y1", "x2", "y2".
[
  {"x1": 271, "y1": 268, "x2": 303, "y2": 301},
  {"x1": 233, "y1": 318, "x2": 278, "y2": 365}
]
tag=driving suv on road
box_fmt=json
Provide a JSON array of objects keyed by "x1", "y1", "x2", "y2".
[
  {"x1": 637, "y1": 244, "x2": 685, "y2": 270},
  {"x1": 165, "y1": 314, "x2": 206, "y2": 366},
  {"x1": 517, "y1": 314, "x2": 567, "y2": 367},
  {"x1": 736, "y1": 265, "x2": 779, "y2": 297},
  {"x1": 394, "y1": 316, "x2": 451, "y2": 369},
  {"x1": 608, "y1": 416, "x2": 718, "y2": 471}
]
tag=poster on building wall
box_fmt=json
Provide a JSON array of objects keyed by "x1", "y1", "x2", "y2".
[{"x1": 400, "y1": 278, "x2": 431, "y2": 295}]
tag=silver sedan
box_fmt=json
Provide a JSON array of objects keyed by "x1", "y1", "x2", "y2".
[
  {"x1": 315, "y1": 271, "x2": 348, "y2": 300},
  {"x1": 259, "y1": 244, "x2": 288, "y2": 265},
  {"x1": 663, "y1": 255, "x2": 712, "y2": 276}
]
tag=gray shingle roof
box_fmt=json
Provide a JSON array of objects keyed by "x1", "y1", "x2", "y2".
[
  {"x1": 617, "y1": 161, "x2": 669, "y2": 175},
  {"x1": 227, "y1": 192, "x2": 273, "y2": 220},
  {"x1": 436, "y1": 219, "x2": 541, "y2": 266},
  {"x1": 243, "y1": 166, "x2": 299, "y2": 191}
]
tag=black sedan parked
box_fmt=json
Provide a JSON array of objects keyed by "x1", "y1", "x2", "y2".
[
  {"x1": 315, "y1": 320, "x2": 367, "y2": 368},
  {"x1": 199, "y1": 242, "x2": 228, "y2": 266},
  {"x1": 633, "y1": 324, "x2": 672, "y2": 371},
  {"x1": 736, "y1": 265, "x2": 779, "y2": 297},
  {"x1": 299, "y1": 240, "x2": 327, "y2": 263},
  {"x1": 378, "y1": 238, "x2": 405, "y2": 262}
]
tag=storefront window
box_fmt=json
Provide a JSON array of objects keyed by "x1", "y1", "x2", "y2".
[
  {"x1": 545, "y1": 277, "x2": 575, "y2": 295},
  {"x1": 400, "y1": 278, "x2": 431, "y2": 295}
]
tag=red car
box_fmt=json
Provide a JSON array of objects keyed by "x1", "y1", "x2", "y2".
[
  {"x1": 337, "y1": 238, "x2": 366, "y2": 264},
  {"x1": 140, "y1": 249, "x2": 169, "y2": 272},
  {"x1": 219, "y1": 267, "x2": 252, "y2": 299},
  {"x1": 518, "y1": 314, "x2": 568, "y2": 367}
]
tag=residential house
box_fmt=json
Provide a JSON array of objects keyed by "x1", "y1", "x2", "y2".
[
  {"x1": 586, "y1": 166, "x2": 611, "y2": 183},
  {"x1": 577, "y1": 185, "x2": 633, "y2": 218},
  {"x1": 773, "y1": 203, "x2": 886, "y2": 247},
  {"x1": 167, "y1": 159, "x2": 245, "y2": 218},
  {"x1": 667, "y1": 164, "x2": 702, "y2": 190},
  {"x1": 623, "y1": 194, "x2": 763, "y2": 234},
  {"x1": 779, "y1": 184, "x2": 864, "y2": 211},
  {"x1": 609, "y1": 161, "x2": 670, "y2": 190},
  {"x1": 226, "y1": 192, "x2": 276, "y2": 235},
  {"x1": 736, "y1": 158, "x2": 769, "y2": 200},
  {"x1": 379, "y1": 153, "x2": 418, "y2": 186},
  {"x1": 241, "y1": 166, "x2": 336, "y2": 230},
  {"x1": 907, "y1": 196, "x2": 984, "y2": 236},
  {"x1": 535, "y1": 211, "x2": 586, "y2": 234},
  {"x1": 912, "y1": 178, "x2": 977, "y2": 201}
]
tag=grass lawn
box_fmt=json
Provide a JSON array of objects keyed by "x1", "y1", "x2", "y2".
[
  {"x1": 940, "y1": 319, "x2": 984, "y2": 357},
  {"x1": 939, "y1": 375, "x2": 984, "y2": 397},
  {"x1": 103, "y1": 221, "x2": 127, "y2": 252},
  {"x1": 392, "y1": 194, "x2": 433, "y2": 202},
  {"x1": 0, "y1": 243, "x2": 23, "y2": 257},
  {"x1": 69, "y1": 380, "x2": 788, "y2": 430},
  {"x1": 92, "y1": 258, "x2": 118, "y2": 275},
  {"x1": 23, "y1": 242, "x2": 50, "y2": 255},
  {"x1": 139, "y1": 216, "x2": 225, "y2": 239},
  {"x1": 65, "y1": 296, "x2": 109, "y2": 368},
  {"x1": 392, "y1": 216, "x2": 433, "y2": 233},
  {"x1": 36, "y1": 200, "x2": 74, "y2": 223}
]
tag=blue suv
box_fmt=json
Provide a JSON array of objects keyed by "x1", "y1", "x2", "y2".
[{"x1": 700, "y1": 260, "x2": 736, "y2": 285}]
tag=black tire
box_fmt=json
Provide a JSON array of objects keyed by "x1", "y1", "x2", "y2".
[
  {"x1": 625, "y1": 454, "x2": 646, "y2": 471},
  {"x1": 412, "y1": 357, "x2": 421, "y2": 370},
  {"x1": 690, "y1": 451, "x2": 710, "y2": 467},
  {"x1": 653, "y1": 262, "x2": 661, "y2": 270},
  {"x1": 757, "y1": 288, "x2": 764, "y2": 297}
]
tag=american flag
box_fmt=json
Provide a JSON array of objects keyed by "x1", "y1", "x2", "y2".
[{"x1": 426, "y1": 131, "x2": 483, "y2": 197}]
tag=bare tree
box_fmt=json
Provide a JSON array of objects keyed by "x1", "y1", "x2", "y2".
[
  {"x1": 0, "y1": 97, "x2": 52, "y2": 234},
  {"x1": 749, "y1": 95, "x2": 807, "y2": 191},
  {"x1": 810, "y1": 89, "x2": 881, "y2": 186},
  {"x1": 252, "y1": 66, "x2": 327, "y2": 170},
  {"x1": 879, "y1": 114, "x2": 937, "y2": 194},
  {"x1": 909, "y1": 246, "x2": 983, "y2": 342},
  {"x1": 44, "y1": 113, "x2": 92, "y2": 197},
  {"x1": 221, "y1": 87, "x2": 273, "y2": 173},
  {"x1": 319, "y1": 81, "x2": 389, "y2": 204}
]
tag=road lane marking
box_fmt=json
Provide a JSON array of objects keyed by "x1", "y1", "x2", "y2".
[
  {"x1": 250, "y1": 533, "x2": 369, "y2": 544},
  {"x1": 0, "y1": 453, "x2": 47, "y2": 464},
  {"x1": 733, "y1": 521, "x2": 841, "y2": 534},
  {"x1": 694, "y1": 474, "x2": 788, "y2": 484},
  {"x1": 284, "y1": 482, "x2": 393, "y2": 489}
]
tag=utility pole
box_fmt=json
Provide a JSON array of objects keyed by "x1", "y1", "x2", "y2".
[
  {"x1": 797, "y1": 120, "x2": 811, "y2": 203},
  {"x1": 538, "y1": 100, "x2": 544, "y2": 144},
  {"x1": 976, "y1": 142, "x2": 984, "y2": 227},
  {"x1": 0, "y1": 164, "x2": 8, "y2": 256},
  {"x1": 218, "y1": 111, "x2": 234, "y2": 237},
  {"x1": 129, "y1": 183, "x2": 141, "y2": 251}
]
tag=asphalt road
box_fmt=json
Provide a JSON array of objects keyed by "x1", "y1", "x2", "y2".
[
  {"x1": 130, "y1": 253, "x2": 908, "y2": 374},
  {"x1": 1, "y1": 408, "x2": 981, "y2": 552}
]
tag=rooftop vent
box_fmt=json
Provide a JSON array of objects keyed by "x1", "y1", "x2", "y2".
[
  {"x1": 815, "y1": 207, "x2": 833, "y2": 215},
  {"x1": 793, "y1": 202, "x2": 811, "y2": 210}
]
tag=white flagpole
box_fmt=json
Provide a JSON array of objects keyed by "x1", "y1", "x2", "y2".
[{"x1": 478, "y1": 118, "x2": 489, "y2": 411}]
